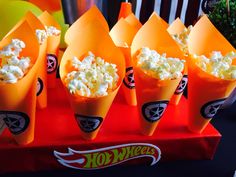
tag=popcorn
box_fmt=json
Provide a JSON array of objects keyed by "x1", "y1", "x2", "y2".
[
  {"x1": 193, "y1": 51, "x2": 236, "y2": 79},
  {"x1": 171, "y1": 25, "x2": 192, "y2": 54},
  {"x1": 36, "y1": 29, "x2": 47, "y2": 45},
  {"x1": 45, "y1": 26, "x2": 61, "y2": 36},
  {"x1": 35, "y1": 26, "x2": 60, "y2": 44},
  {"x1": 65, "y1": 52, "x2": 119, "y2": 97},
  {"x1": 0, "y1": 39, "x2": 31, "y2": 83},
  {"x1": 137, "y1": 47, "x2": 185, "y2": 80}
]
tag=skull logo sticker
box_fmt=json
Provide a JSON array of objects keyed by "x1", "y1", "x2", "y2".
[
  {"x1": 0, "y1": 111, "x2": 30, "y2": 135},
  {"x1": 75, "y1": 114, "x2": 103, "y2": 133},
  {"x1": 200, "y1": 98, "x2": 226, "y2": 119},
  {"x1": 175, "y1": 75, "x2": 188, "y2": 94},
  {"x1": 36, "y1": 77, "x2": 44, "y2": 96},
  {"x1": 47, "y1": 54, "x2": 58, "y2": 73},
  {"x1": 142, "y1": 101, "x2": 169, "y2": 122},
  {"x1": 123, "y1": 67, "x2": 135, "y2": 89}
]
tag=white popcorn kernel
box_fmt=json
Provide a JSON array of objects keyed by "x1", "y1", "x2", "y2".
[
  {"x1": 65, "y1": 52, "x2": 119, "y2": 97},
  {"x1": 45, "y1": 26, "x2": 61, "y2": 36},
  {"x1": 137, "y1": 47, "x2": 184, "y2": 80},
  {"x1": 36, "y1": 29, "x2": 47, "y2": 44}
]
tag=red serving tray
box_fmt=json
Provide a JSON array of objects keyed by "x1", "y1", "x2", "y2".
[{"x1": 0, "y1": 81, "x2": 221, "y2": 173}]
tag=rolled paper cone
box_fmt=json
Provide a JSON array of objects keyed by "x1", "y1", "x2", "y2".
[
  {"x1": 38, "y1": 11, "x2": 61, "y2": 89},
  {"x1": 131, "y1": 13, "x2": 184, "y2": 136},
  {"x1": 187, "y1": 15, "x2": 236, "y2": 133},
  {"x1": 5, "y1": 11, "x2": 48, "y2": 109},
  {"x1": 149, "y1": 12, "x2": 169, "y2": 29},
  {"x1": 188, "y1": 57, "x2": 236, "y2": 133},
  {"x1": 110, "y1": 18, "x2": 139, "y2": 106},
  {"x1": 119, "y1": 47, "x2": 137, "y2": 106},
  {"x1": 125, "y1": 13, "x2": 142, "y2": 30},
  {"x1": 134, "y1": 67, "x2": 182, "y2": 135},
  {"x1": 0, "y1": 21, "x2": 40, "y2": 144},
  {"x1": 64, "y1": 5, "x2": 109, "y2": 46},
  {"x1": 170, "y1": 61, "x2": 188, "y2": 105},
  {"x1": 60, "y1": 21, "x2": 125, "y2": 140},
  {"x1": 168, "y1": 18, "x2": 188, "y2": 105},
  {"x1": 167, "y1": 17, "x2": 186, "y2": 35},
  {"x1": 118, "y1": 2, "x2": 132, "y2": 20}
]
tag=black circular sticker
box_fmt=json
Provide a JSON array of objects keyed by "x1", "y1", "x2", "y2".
[
  {"x1": 0, "y1": 111, "x2": 30, "y2": 135},
  {"x1": 142, "y1": 101, "x2": 169, "y2": 123},
  {"x1": 36, "y1": 77, "x2": 44, "y2": 96},
  {"x1": 200, "y1": 98, "x2": 226, "y2": 119},
  {"x1": 75, "y1": 114, "x2": 103, "y2": 133},
  {"x1": 175, "y1": 75, "x2": 188, "y2": 95},
  {"x1": 201, "y1": 0, "x2": 220, "y2": 14},
  {"x1": 47, "y1": 54, "x2": 58, "y2": 73},
  {"x1": 123, "y1": 67, "x2": 135, "y2": 89}
]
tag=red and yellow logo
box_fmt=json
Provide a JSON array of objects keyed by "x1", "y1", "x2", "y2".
[{"x1": 54, "y1": 143, "x2": 161, "y2": 169}]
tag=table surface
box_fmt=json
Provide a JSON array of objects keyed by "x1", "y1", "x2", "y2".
[{"x1": 0, "y1": 100, "x2": 235, "y2": 177}]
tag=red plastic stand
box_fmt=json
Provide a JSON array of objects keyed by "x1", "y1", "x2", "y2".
[{"x1": 0, "y1": 82, "x2": 221, "y2": 173}]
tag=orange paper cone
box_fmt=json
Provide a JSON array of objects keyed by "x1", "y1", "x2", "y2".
[
  {"x1": 125, "y1": 13, "x2": 142, "y2": 30},
  {"x1": 64, "y1": 5, "x2": 109, "y2": 46},
  {"x1": 5, "y1": 11, "x2": 48, "y2": 109},
  {"x1": 118, "y1": 2, "x2": 132, "y2": 20},
  {"x1": 60, "y1": 21, "x2": 125, "y2": 140},
  {"x1": 110, "y1": 18, "x2": 139, "y2": 106},
  {"x1": 188, "y1": 15, "x2": 236, "y2": 133},
  {"x1": 168, "y1": 18, "x2": 188, "y2": 105},
  {"x1": 131, "y1": 13, "x2": 184, "y2": 136},
  {"x1": 0, "y1": 21, "x2": 40, "y2": 145},
  {"x1": 149, "y1": 12, "x2": 169, "y2": 29},
  {"x1": 38, "y1": 11, "x2": 61, "y2": 89}
]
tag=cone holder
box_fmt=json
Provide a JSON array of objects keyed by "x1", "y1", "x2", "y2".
[{"x1": 0, "y1": 81, "x2": 221, "y2": 173}]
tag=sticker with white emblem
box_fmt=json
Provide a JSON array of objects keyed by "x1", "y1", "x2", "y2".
[
  {"x1": 47, "y1": 54, "x2": 58, "y2": 73},
  {"x1": 175, "y1": 75, "x2": 188, "y2": 94},
  {"x1": 123, "y1": 67, "x2": 135, "y2": 89},
  {"x1": 142, "y1": 101, "x2": 169, "y2": 122},
  {"x1": 36, "y1": 77, "x2": 44, "y2": 96},
  {"x1": 75, "y1": 114, "x2": 103, "y2": 133},
  {"x1": 200, "y1": 98, "x2": 226, "y2": 119},
  {"x1": 0, "y1": 111, "x2": 30, "y2": 135}
]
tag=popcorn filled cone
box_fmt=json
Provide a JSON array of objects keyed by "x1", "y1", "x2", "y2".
[
  {"x1": 6, "y1": 11, "x2": 48, "y2": 109},
  {"x1": 125, "y1": 13, "x2": 142, "y2": 31},
  {"x1": 168, "y1": 18, "x2": 188, "y2": 105},
  {"x1": 64, "y1": 5, "x2": 109, "y2": 46},
  {"x1": 118, "y1": 2, "x2": 132, "y2": 20},
  {"x1": 110, "y1": 18, "x2": 139, "y2": 106},
  {"x1": 38, "y1": 11, "x2": 61, "y2": 88},
  {"x1": 0, "y1": 21, "x2": 40, "y2": 144},
  {"x1": 188, "y1": 15, "x2": 236, "y2": 133},
  {"x1": 60, "y1": 21, "x2": 125, "y2": 140},
  {"x1": 131, "y1": 13, "x2": 184, "y2": 136}
]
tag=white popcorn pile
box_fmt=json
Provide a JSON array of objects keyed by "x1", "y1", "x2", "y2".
[
  {"x1": 137, "y1": 47, "x2": 185, "y2": 80},
  {"x1": 193, "y1": 51, "x2": 236, "y2": 79},
  {"x1": 36, "y1": 26, "x2": 61, "y2": 44},
  {"x1": 171, "y1": 25, "x2": 192, "y2": 54},
  {"x1": 0, "y1": 39, "x2": 31, "y2": 83},
  {"x1": 65, "y1": 51, "x2": 119, "y2": 97}
]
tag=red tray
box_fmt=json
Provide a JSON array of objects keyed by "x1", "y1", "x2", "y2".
[{"x1": 0, "y1": 82, "x2": 221, "y2": 173}]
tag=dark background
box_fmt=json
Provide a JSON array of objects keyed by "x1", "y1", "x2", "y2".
[{"x1": 1, "y1": 101, "x2": 236, "y2": 177}]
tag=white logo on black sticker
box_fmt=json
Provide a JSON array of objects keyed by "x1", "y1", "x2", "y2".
[
  {"x1": 75, "y1": 114, "x2": 103, "y2": 133},
  {"x1": 47, "y1": 54, "x2": 58, "y2": 73},
  {"x1": 0, "y1": 111, "x2": 30, "y2": 135},
  {"x1": 36, "y1": 77, "x2": 43, "y2": 96},
  {"x1": 175, "y1": 75, "x2": 188, "y2": 94},
  {"x1": 123, "y1": 67, "x2": 135, "y2": 89},
  {"x1": 142, "y1": 101, "x2": 169, "y2": 122},
  {"x1": 200, "y1": 98, "x2": 226, "y2": 119}
]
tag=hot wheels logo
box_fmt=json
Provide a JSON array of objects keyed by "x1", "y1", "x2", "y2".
[{"x1": 54, "y1": 143, "x2": 161, "y2": 170}]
